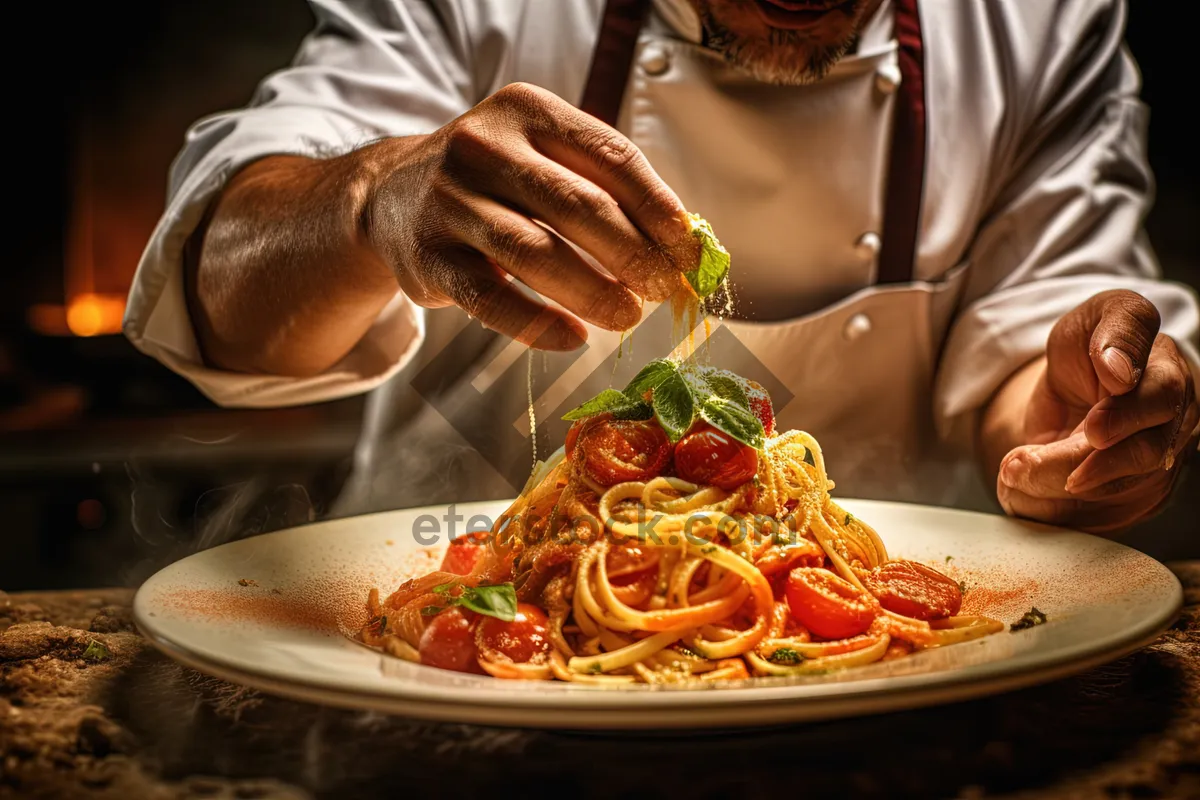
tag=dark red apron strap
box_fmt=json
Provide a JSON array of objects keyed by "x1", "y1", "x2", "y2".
[
  {"x1": 579, "y1": 0, "x2": 653, "y2": 126},
  {"x1": 876, "y1": 0, "x2": 927, "y2": 284}
]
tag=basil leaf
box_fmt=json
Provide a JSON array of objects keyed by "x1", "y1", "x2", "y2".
[
  {"x1": 456, "y1": 584, "x2": 518, "y2": 622},
  {"x1": 684, "y1": 213, "x2": 730, "y2": 299},
  {"x1": 652, "y1": 370, "x2": 696, "y2": 442},
  {"x1": 700, "y1": 396, "x2": 764, "y2": 449},
  {"x1": 419, "y1": 606, "x2": 442, "y2": 616},
  {"x1": 700, "y1": 370, "x2": 750, "y2": 410},
  {"x1": 623, "y1": 358, "x2": 678, "y2": 400},
  {"x1": 426, "y1": 583, "x2": 518, "y2": 622},
  {"x1": 614, "y1": 403, "x2": 654, "y2": 421},
  {"x1": 562, "y1": 389, "x2": 649, "y2": 421}
]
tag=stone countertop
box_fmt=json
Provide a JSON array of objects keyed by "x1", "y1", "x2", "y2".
[{"x1": 3, "y1": 565, "x2": 1199, "y2": 800}]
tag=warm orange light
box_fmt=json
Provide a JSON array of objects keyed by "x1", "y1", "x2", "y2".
[
  {"x1": 27, "y1": 304, "x2": 72, "y2": 336},
  {"x1": 65, "y1": 293, "x2": 126, "y2": 337},
  {"x1": 68, "y1": 299, "x2": 103, "y2": 336}
]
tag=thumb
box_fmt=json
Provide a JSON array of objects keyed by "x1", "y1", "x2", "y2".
[{"x1": 1050, "y1": 290, "x2": 1161, "y2": 398}]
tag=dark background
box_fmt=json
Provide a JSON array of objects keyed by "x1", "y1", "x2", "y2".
[{"x1": 1, "y1": 1, "x2": 1196, "y2": 591}]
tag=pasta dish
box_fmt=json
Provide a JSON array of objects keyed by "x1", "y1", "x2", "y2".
[{"x1": 360, "y1": 358, "x2": 1004, "y2": 684}]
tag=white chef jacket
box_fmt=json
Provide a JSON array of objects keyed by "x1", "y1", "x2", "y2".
[{"x1": 123, "y1": 0, "x2": 1200, "y2": 517}]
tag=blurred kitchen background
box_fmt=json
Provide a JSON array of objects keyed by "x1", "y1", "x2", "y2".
[{"x1": 2, "y1": 1, "x2": 1196, "y2": 590}]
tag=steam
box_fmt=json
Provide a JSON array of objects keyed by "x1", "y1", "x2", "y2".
[{"x1": 121, "y1": 432, "x2": 321, "y2": 586}]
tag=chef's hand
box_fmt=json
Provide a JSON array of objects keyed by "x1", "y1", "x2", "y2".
[
  {"x1": 362, "y1": 82, "x2": 693, "y2": 350},
  {"x1": 991, "y1": 290, "x2": 1199, "y2": 533}
]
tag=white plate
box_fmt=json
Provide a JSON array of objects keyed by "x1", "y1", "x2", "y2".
[{"x1": 132, "y1": 499, "x2": 1181, "y2": 730}]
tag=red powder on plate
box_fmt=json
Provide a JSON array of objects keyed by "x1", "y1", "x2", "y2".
[
  {"x1": 158, "y1": 578, "x2": 369, "y2": 636},
  {"x1": 960, "y1": 581, "x2": 1038, "y2": 615}
]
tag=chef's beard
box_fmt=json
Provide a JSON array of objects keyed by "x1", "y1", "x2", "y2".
[
  {"x1": 707, "y1": 27, "x2": 855, "y2": 84},
  {"x1": 694, "y1": 2, "x2": 865, "y2": 86}
]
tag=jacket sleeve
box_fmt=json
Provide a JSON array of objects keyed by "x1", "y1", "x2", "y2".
[
  {"x1": 933, "y1": 0, "x2": 1200, "y2": 445},
  {"x1": 122, "y1": 0, "x2": 477, "y2": 408}
]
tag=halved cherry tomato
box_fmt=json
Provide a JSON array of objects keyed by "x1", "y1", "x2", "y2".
[
  {"x1": 578, "y1": 419, "x2": 671, "y2": 486},
  {"x1": 478, "y1": 603, "x2": 551, "y2": 663},
  {"x1": 440, "y1": 536, "x2": 485, "y2": 575},
  {"x1": 742, "y1": 379, "x2": 775, "y2": 436},
  {"x1": 785, "y1": 567, "x2": 878, "y2": 640},
  {"x1": 674, "y1": 423, "x2": 758, "y2": 490},
  {"x1": 419, "y1": 607, "x2": 484, "y2": 673},
  {"x1": 865, "y1": 560, "x2": 962, "y2": 620},
  {"x1": 565, "y1": 413, "x2": 611, "y2": 459}
]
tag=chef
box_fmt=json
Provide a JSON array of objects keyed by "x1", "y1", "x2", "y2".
[{"x1": 124, "y1": 0, "x2": 1199, "y2": 535}]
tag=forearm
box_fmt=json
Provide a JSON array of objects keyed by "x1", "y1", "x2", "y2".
[
  {"x1": 978, "y1": 356, "x2": 1047, "y2": 486},
  {"x1": 186, "y1": 140, "x2": 414, "y2": 377}
]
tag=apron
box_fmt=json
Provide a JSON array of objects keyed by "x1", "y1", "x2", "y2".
[{"x1": 331, "y1": 0, "x2": 987, "y2": 519}]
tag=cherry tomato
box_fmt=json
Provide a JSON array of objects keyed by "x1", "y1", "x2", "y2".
[
  {"x1": 418, "y1": 607, "x2": 484, "y2": 673},
  {"x1": 578, "y1": 419, "x2": 671, "y2": 486},
  {"x1": 742, "y1": 379, "x2": 775, "y2": 436},
  {"x1": 478, "y1": 603, "x2": 552, "y2": 663},
  {"x1": 561, "y1": 419, "x2": 590, "y2": 455},
  {"x1": 865, "y1": 560, "x2": 962, "y2": 620},
  {"x1": 673, "y1": 424, "x2": 758, "y2": 490},
  {"x1": 565, "y1": 413, "x2": 610, "y2": 459},
  {"x1": 785, "y1": 567, "x2": 878, "y2": 640},
  {"x1": 440, "y1": 537, "x2": 485, "y2": 575},
  {"x1": 565, "y1": 421, "x2": 582, "y2": 458}
]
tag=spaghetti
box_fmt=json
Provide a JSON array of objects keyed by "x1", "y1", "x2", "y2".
[{"x1": 360, "y1": 361, "x2": 1004, "y2": 683}]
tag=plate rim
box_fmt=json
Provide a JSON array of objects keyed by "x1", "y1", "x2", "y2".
[
  {"x1": 131, "y1": 498, "x2": 1184, "y2": 724},
  {"x1": 133, "y1": 618, "x2": 1175, "y2": 729}
]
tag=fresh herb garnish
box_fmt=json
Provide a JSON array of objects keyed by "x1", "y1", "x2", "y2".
[
  {"x1": 560, "y1": 389, "x2": 651, "y2": 422},
  {"x1": 624, "y1": 359, "x2": 677, "y2": 400},
  {"x1": 945, "y1": 556, "x2": 954, "y2": 563},
  {"x1": 589, "y1": 663, "x2": 604, "y2": 674},
  {"x1": 802, "y1": 448, "x2": 816, "y2": 467},
  {"x1": 562, "y1": 359, "x2": 765, "y2": 447},
  {"x1": 424, "y1": 582, "x2": 518, "y2": 622},
  {"x1": 845, "y1": 513, "x2": 854, "y2": 526},
  {"x1": 81, "y1": 640, "x2": 110, "y2": 662},
  {"x1": 699, "y1": 395, "x2": 762, "y2": 448},
  {"x1": 698, "y1": 371, "x2": 749, "y2": 408},
  {"x1": 1010, "y1": 607, "x2": 1047, "y2": 631},
  {"x1": 769, "y1": 647, "x2": 802, "y2": 665},
  {"x1": 653, "y1": 370, "x2": 697, "y2": 442},
  {"x1": 684, "y1": 213, "x2": 730, "y2": 299}
]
